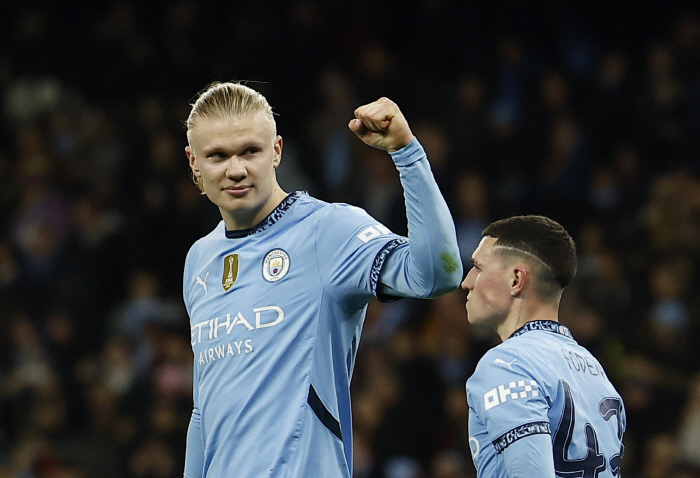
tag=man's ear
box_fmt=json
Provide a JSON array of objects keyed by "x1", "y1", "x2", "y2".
[
  {"x1": 272, "y1": 136, "x2": 283, "y2": 169},
  {"x1": 511, "y1": 266, "x2": 527, "y2": 297},
  {"x1": 185, "y1": 146, "x2": 206, "y2": 194},
  {"x1": 186, "y1": 146, "x2": 200, "y2": 176}
]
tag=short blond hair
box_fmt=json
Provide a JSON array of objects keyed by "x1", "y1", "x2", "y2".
[
  {"x1": 186, "y1": 81, "x2": 275, "y2": 132},
  {"x1": 186, "y1": 82, "x2": 276, "y2": 193}
]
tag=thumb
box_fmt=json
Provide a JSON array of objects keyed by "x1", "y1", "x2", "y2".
[{"x1": 348, "y1": 118, "x2": 365, "y2": 134}]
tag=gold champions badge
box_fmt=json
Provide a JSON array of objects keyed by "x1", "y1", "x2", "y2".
[{"x1": 222, "y1": 254, "x2": 239, "y2": 292}]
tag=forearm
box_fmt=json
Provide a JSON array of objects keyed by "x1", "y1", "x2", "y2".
[{"x1": 380, "y1": 138, "x2": 462, "y2": 298}]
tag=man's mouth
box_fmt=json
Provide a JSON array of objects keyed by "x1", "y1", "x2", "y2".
[{"x1": 224, "y1": 186, "x2": 252, "y2": 197}]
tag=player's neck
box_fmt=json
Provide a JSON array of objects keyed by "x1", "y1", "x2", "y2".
[{"x1": 497, "y1": 296, "x2": 559, "y2": 341}]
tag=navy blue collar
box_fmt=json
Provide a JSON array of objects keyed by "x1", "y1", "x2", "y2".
[
  {"x1": 509, "y1": 320, "x2": 573, "y2": 340},
  {"x1": 225, "y1": 191, "x2": 308, "y2": 239}
]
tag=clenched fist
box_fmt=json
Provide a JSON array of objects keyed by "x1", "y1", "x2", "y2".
[{"x1": 348, "y1": 97, "x2": 415, "y2": 152}]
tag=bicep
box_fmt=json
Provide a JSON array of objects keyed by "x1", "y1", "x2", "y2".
[
  {"x1": 376, "y1": 243, "x2": 439, "y2": 298},
  {"x1": 316, "y1": 205, "x2": 405, "y2": 303}
]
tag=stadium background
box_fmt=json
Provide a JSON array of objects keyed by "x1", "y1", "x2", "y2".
[{"x1": 1, "y1": 1, "x2": 700, "y2": 477}]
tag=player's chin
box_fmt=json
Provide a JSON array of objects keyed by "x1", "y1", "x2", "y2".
[
  {"x1": 465, "y1": 308, "x2": 483, "y2": 325},
  {"x1": 465, "y1": 309, "x2": 476, "y2": 324},
  {"x1": 215, "y1": 195, "x2": 249, "y2": 212}
]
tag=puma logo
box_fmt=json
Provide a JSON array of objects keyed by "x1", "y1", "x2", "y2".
[
  {"x1": 195, "y1": 272, "x2": 209, "y2": 295},
  {"x1": 494, "y1": 358, "x2": 517, "y2": 369}
]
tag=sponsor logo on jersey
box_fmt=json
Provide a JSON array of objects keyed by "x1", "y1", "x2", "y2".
[
  {"x1": 356, "y1": 224, "x2": 392, "y2": 243},
  {"x1": 222, "y1": 254, "x2": 239, "y2": 292},
  {"x1": 190, "y1": 305, "x2": 285, "y2": 346},
  {"x1": 195, "y1": 272, "x2": 209, "y2": 295},
  {"x1": 262, "y1": 249, "x2": 290, "y2": 282},
  {"x1": 191, "y1": 306, "x2": 285, "y2": 366},
  {"x1": 197, "y1": 339, "x2": 253, "y2": 365},
  {"x1": 483, "y1": 380, "x2": 540, "y2": 410},
  {"x1": 494, "y1": 358, "x2": 517, "y2": 369}
]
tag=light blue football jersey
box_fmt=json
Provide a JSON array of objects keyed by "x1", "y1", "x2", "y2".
[
  {"x1": 183, "y1": 191, "x2": 407, "y2": 477},
  {"x1": 467, "y1": 321, "x2": 625, "y2": 478}
]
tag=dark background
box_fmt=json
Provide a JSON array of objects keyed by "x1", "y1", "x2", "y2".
[{"x1": 1, "y1": 1, "x2": 700, "y2": 477}]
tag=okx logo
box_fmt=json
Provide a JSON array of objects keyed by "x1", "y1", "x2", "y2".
[{"x1": 484, "y1": 380, "x2": 540, "y2": 410}]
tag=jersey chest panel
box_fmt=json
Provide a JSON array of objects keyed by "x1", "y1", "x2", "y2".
[{"x1": 188, "y1": 229, "x2": 322, "y2": 385}]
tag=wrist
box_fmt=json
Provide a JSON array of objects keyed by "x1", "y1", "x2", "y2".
[
  {"x1": 389, "y1": 138, "x2": 423, "y2": 167},
  {"x1": 388, "y1": 135, "x2": 416, "y2": 153}
]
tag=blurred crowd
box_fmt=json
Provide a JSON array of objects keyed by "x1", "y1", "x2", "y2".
[{"x1": 1, "y1": 1, "x2": 700, "y2": 477}]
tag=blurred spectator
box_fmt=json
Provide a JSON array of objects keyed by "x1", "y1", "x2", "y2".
[
  {"x1": 452, "y1": 171, "x2": 491, "y2": 270},
  {"x1": 677, "y1": 373, "x2": 700, "y2": 469},
  {"x1": 641, "y1": 433, "x2": 680, "y2": 478},
  {"x1": 307, "y1": 66, "x2": 358, "y2": 201},
  {"x1": 431, "y1": 449, "x2": 474, "y2": 478},
  {"x1": 108, "y1": 270, "x2": 184, "y2": 374}
]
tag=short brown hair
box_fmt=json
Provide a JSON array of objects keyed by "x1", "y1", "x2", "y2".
[{"x1": 483, "y1": 215, "x2": 577, "y2": 298}]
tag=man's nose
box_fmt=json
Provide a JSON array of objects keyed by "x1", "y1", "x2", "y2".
[
  {"x1": 226, "y1": 157, "x2": 247, "y2": 179},
  {"x1": 461, "y1": 268, "x2": 474, "y2": 290}
]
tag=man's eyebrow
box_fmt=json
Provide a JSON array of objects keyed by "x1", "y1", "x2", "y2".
[
  {"x1": 202, "y1": 140, "x2": 263, "y2": 154},
  {"x1": 202, "y1": 145, "x2": 224, "y2": 154}
]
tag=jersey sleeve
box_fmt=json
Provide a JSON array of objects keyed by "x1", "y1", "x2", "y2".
[
  {"x1": 314, "y1": 203, "x2": 408, "y2": 306},
  {"x1": 183, "y1": 244, "x2": 204, "y2": 477},
  {"x1": 503, "y1": 433, "x2": 556, "y2": 478},
  {"x1": 377, "y1": 139, "x2": 463, "y2": 299},
  {"x1": 184, "y1": 407, "x2": 204, "y2": 477},
  {"x1": 182, "y1": 242, "x2": 199, "y2": 316},
  {"x1": 467, "y1": 348, "x2": 553, "y2": 459},
  {"x1": 184, "y1": 361, "x2": 204, "y2": 477}
]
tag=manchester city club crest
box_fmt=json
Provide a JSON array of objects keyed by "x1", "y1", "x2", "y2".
[{"x1": 262, "y1": 249, "x2": 290, "y2": 282}]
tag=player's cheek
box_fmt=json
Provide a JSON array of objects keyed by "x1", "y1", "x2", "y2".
[{"x1": 481, "y1": 282, "x2": 502, "y2": 310}]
